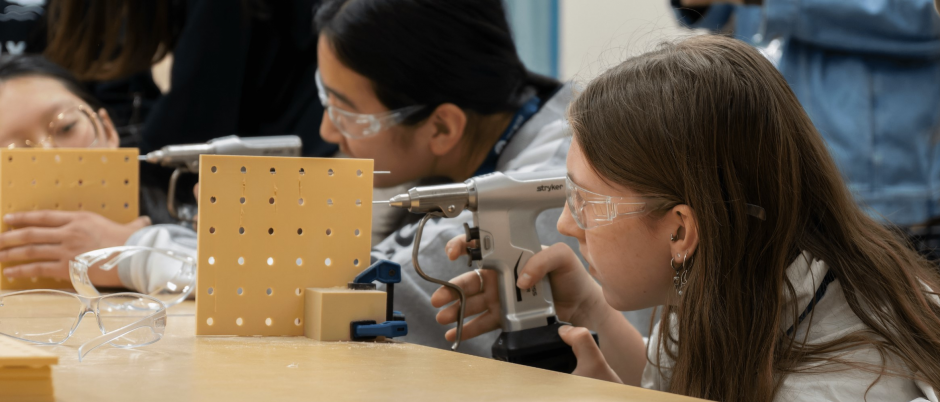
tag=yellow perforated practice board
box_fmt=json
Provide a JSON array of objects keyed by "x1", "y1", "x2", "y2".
[
  {"x1": 0, "y1": 149, "x2": 139, "y2": 290},
  {"x1": 196, "y1": 155, "x2": 373, "y2": 336}
]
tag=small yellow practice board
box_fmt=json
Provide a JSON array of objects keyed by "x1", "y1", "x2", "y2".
[{"x1": 0, "y1": 149, "x2": 140, "y2": 290}]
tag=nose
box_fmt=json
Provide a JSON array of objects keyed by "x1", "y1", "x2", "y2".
[
  {"x1": 319, "y1": 111, "x2": 345, "y2": 146},
  {"x1": 557, "y1": 202, "x2": 585, "y2": 240}
]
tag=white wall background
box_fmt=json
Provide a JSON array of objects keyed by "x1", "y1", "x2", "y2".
[{"x1": 558, "y1": 0, "x2": 688, "y2": 83}]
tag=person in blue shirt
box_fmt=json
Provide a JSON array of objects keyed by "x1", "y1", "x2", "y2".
[{"x1": 671, "y1": 1, "x2": 940, "y2": 236}]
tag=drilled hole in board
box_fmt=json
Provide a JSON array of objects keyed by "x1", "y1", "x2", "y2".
[
  {"x1": 325, "y1": 258, "x2": 332, "y2": 266},
  {"x1": 356, "y1": 199, "x2": 361, "y2": 206},
  {"x1": 240, "y1": 166, "x2": 247, "y2": 173},
  {"x1": 268, "y1": 228, "x2": 274, "y2": 235},
  {"x1": 265, "y1": 318, "x2": 273, "y2": 326},
  {"x1": 78, "y1": 203, "x2": 83, "y2": 210},
  {"x1": 124, "y1": 203, "x2": 129, "y2": 209},
  {"x1": 327, "y1": 199, "x2": 333, "y2": 206},
  {"x1": 294, "y1": 318, "x2": 302, "y2": 326},
  {"x1": 30, "y1": 156, "x2": 35, "y2": 162},
  {"x1": 209, "y1": 227, "x2": 216, "y2": 234},
  {"x1": 270, "y1": 167, "x2": 276, "y2": 175},
  {"x1": 239, "y1": 197, "x2": 246, "y2": 204},
  {"x1": 355, "y1": 229, "x2": 361, "y2": 236},
  {"x1": 238, "y1": 257, "x2": 245, "y2": 265},
  {"x1": 236, "y1": 318, "x2": 244, "y2": 326},
  {"x1": 237, "y1": 287, "x2": 244, "y2": 295},
  {"x1": 326, "y1": 228, "x2": 332, "y2": 236},
  {"x1": 357, "y1": 169, "x2": 362, "y2": 177},
  {"x1": 208, "y1": 256, "x2": 216, "y2": 265},
  {"x1": 266, "y1": 288, "x2": 273, "y2": 296},
  {"x1": 295, "y1": 288, "x2": 302, "y2": 296},
  {"x1": 299, "y1": 168, "x2": 305, "y2": 175},
  {"x1": 54, "y1": 203, "x2": 59, "y2": 209},
  {"x1": 211, "y1": 166, "x2": 217, "y2": 173},
  {"x1": 207, "y1": 318, "x2": 214, "y2": 326},
  {"x1": 297, "y1": 228, "x2": 303, "y2": 235},
  {"x1": 354, "y1": 259, "x2": 360, "y2": 266},
  {"x1": 298, "y1": 198, "x2": 304, "y2": 205},
  {"x1": 269, "y1": 197, "x2": 275, "y2": 205},
  {"x1": 101, "y1": 203, "x2": 106, "y2": 209},
  {"x1": 101, "y1": 179, "x2": 106, "y2": 186},
  {"x1": 296, "y1": 258, "x2": 303, "y2": 266},
  {"x1": 125, "y1": 156, "x2": 130, "y2": 162},
  {"x1": 30, "y1": 180, "x2": 35, "y2": 186},
  {"x1": 77, "y1": 179, "x2": 82, "y2": 186},
  {"x1": 210, "y1": 196, "x2": 216, "y2": 203},
  {"x1": 207, "y1": 287, "x2": 214, "y2": 295},
  {"x1": 327, "y1": 168, "x2": 334, "y2": 176},
  {"x1": 124, "y1": 179, "x2": 129, "y2": 185},
  {"x1": 54, "y1": 179, "x2": 59, "y2": 186},
  {"x1": 267, "y1": 257, "x2": 274, "y2": 266},
  {"x1": 239, "y1": 227, "x2": 245, "y2": 235}
]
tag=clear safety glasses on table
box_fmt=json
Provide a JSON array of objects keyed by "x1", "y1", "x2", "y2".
[
  {"x1": 315, "y1": 69, "x2": 424, "y2": 139},
  {"x1": 70, "y1": 246, "x2": 197, "y2": 307},
  {"x1": 0, "y1": 290, "x2": 166, "y2": 361}
]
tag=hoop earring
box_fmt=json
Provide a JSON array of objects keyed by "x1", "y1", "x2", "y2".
[{"x1": 670, "y1": 233, "x2": 678, "y2": 242}]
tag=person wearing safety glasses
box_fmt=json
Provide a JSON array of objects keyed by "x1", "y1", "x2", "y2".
[
  {"x1": 0, "y1": 55, "x2": 196, "y2": 294},
  {"x1": 312, "y1": 0, "x2": 611, "y2": 356},
  {"x1": 434, "y1": 35, "x2": 940, "y2": 401}
]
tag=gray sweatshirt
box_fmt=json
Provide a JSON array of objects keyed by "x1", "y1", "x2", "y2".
[{"x1": 370, "y1": 83, "x2": 581, "y2": 357}]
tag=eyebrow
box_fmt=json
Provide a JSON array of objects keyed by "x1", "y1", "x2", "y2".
[{"x1": 322, "y1": 83, "x2": 358, "y2": 111}]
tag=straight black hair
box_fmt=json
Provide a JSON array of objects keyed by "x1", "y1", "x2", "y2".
[
  {"x1": 314, "y1": 0, "x2": 560, "y2": 125},
  {"x1": 0, "y1": 55, "x2": 102, "y2": 110}
]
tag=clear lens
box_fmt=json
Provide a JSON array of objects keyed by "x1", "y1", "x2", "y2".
[
  {"x1": 0, "y1": 291, "x2": 83, "y2": 344},
  {"x1": 96, "y1": 294, "x2": 164, "y2": 347},
  {"x1": 48, "y1": 107, "x2": 100, "y2": 148}
]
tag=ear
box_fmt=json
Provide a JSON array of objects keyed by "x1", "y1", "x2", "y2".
[
  {"x1": 667, "y1": 204, "x2": 699, "y2": 265},
  {"x1": 425, "y1": 103, "x2": 467, "y2": 157},
  {"x1": 97, "y1": 108, "x2": 120, "y2": 148}
]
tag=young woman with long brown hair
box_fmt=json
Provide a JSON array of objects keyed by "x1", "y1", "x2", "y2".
[{"x1": 434, "y1": 35, "x2": 940, "y2": 401}]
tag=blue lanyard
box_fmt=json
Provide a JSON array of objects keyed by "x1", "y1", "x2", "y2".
[
  {"x1": 472, "y1": 96, "x2": 541, "y2": 177},
  {"x1": 785, "y1": 270, "x2": 836, "y2": 336}
]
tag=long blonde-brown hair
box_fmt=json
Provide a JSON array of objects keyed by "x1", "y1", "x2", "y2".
[{"x1": 568, "y1": 35, "x2": 940, "y2": 401}]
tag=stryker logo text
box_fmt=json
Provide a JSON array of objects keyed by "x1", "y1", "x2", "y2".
[{"x1": 536, "y1": 184, "x2": 563, "y2": 192}]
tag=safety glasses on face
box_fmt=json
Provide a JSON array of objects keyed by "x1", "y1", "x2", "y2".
[
  {"x1": 2, "y1": 104, "x2": 104, "y2": 149},
  {"x1": 0, "y1": 290, "x2": 166, "y2": 361},
  {"x1": 565, "y1": 175, "x2": 669, "y2": 230},
  {"x1": 315, "y1": 70, "x2": 424, "y2": 139},
  {"x1": 70, "y1": 246, "x2": 197, "y2": 308}
]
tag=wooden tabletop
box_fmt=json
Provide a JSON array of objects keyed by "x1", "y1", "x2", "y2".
[{"x1": 35, "y1": 301, "x2": 701, "y2": 401}]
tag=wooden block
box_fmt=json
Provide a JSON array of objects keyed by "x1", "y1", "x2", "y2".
[
  {"x1": 0, "y1": 149, "x2": 139, "y2": 290},
  {"x1": 0, "y1": 336, "x2": 58, "y2": 367},
  {"x1": 0, "y1": 378, "x2": 53, "y2": 398},
  {"x1": 0, "y1": 366, "x2": 50, "y2": 380},
  {"x1": 304, "y1": 287, "x2": 386, "y2": 341},
  {"x1": 196, "y1": 156, "x2": 373, "y2": 336}
]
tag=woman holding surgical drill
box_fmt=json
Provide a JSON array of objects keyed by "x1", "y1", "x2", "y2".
[
  {"x1": 313, "y1": 0, "x2": 585, "y2": 355},
  {"x1": 437, "y1": 35, "x2": 940, "y2": 401}
]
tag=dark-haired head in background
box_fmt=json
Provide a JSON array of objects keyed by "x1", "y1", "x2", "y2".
[{"x1": 315, "y1": 0, "x2": 560, "y2": 188}]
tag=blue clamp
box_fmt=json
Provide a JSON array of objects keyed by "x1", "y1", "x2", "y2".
[
  {"x1": 348, "y1": 260, "x2": 407, "y2": 340},
  {"x1": 351, "y1": 320, "x2": 409, "y2": 341},
  {"x1": 353, "y1": 260, "x2": 402, "y2": 285}
]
